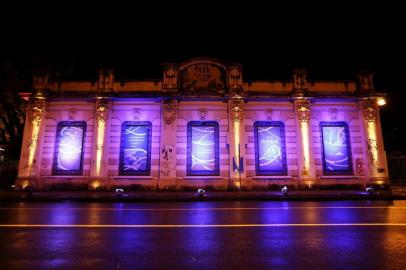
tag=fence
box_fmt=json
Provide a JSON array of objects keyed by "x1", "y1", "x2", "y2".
[
  {"x1": 388, "y1": 156, "x2": 406, "y2": 184},
  {"x1": 0, "y1": 160, "x2": 18, "y2": 188}
]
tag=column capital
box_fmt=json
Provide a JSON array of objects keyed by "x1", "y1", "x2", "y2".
[
  {"x1": 229, "y1": 96, "x2": 244, "y2": 123},
  {"x1": 361, "y1": 99, "x2": 378, "y2": 122},
  {"x1": 295, "y1": 99, "x2": 311, "y2": 122},
  {"x1": 95, "y1": 98, "x2": 110, "y2": 123},
  {"x1": 29, "y1": 98, "x2": 47, "y2": 125}
]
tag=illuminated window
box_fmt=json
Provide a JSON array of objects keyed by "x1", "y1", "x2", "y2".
[
  {"x1": 320, "y1": 122, "x2": 353, "y2": 175},
  {"x1": 187, "y1": 121, "x2": 220, "y2": 176},
  {"x1": 254, "y1": 121, "x2": 287, "y2": 176},
  {"x1": 53, "y1": 121, "x2": 86, "y2": 175},
  {"x1": 119, "y1": 121, "x2": 152, "y2": 176}
]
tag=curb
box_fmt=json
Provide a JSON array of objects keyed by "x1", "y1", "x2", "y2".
[{"x1": 0, "y1": 192, "x2": 403, "y2": 202}]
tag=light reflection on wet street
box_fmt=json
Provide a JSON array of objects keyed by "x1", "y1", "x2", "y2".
[{"x1": 1, "y1": 200, "x2": 406, "y2": 269}]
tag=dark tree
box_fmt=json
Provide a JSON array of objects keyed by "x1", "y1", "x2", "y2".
[{"x1": 0, "y1": 63, "x2": 27, "y2": 155}]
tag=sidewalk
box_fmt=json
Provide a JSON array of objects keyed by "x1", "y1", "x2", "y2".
[{"x1": 0, "y1": 187, "x2": 405, "y2": 202}]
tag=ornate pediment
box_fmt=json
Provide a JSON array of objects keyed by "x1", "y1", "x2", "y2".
[{"x1": 179, "y1": 59, "x2": 226, "y2": 94}]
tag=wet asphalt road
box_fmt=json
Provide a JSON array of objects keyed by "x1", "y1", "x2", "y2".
[{"x1": 1, "y1": 200, "x2": 406, "y2": 270}]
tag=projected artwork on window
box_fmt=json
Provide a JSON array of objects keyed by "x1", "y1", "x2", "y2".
[
  {"x1": 254, "y1": 121, "x2": 287, "y2": 175},
  {"x1": 53, "y1": 121, "x2": 86, "y2": 175},
  {"x1": 119, "y1": 122, "x2": 151, "y2": 176},
  {"x1": 187, "y1": 121, "x2": 219, "y2": 176},
  {"x1": 320, "y1": 122, "x2": 353, "y2": 175}
]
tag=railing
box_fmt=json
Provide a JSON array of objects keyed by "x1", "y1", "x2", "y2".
[{"x1": 388, "y1": 156, "x2": 406, "y2": 184}]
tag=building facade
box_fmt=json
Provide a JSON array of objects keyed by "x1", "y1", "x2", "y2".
[{"x1": 16, "y1": 58, "x2": 389, "y2": 190}]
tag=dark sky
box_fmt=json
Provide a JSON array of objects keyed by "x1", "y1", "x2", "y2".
[{"x1": 1, "y1": 4, "x2": 406, "y2": 153}]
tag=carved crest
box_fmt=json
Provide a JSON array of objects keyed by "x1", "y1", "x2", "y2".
[
  {"x1": 180, "y1": 63, "x2": 226, "y2": 93},
  {"x1": 265, "y1": 109, "x2": 273, "y2": 121},
  {"x1": 292, "y1": 69, "x2": 308, "y2": 91},
  {"x1": 228, "y1": 65, "x2": 243, "y2": 90},
  {"x1": 198, "y1": 108, "x2": 208, "y2": 121},
  {"x1": 328, "y1": 108, "x2": 337, "y2": 121},
  {"x1": 162, "y1": 100, "x2": 177, "y2": 126},
  {"x1": 163, "y1": 65, "x2": 178, "y2": 90},
  {"x1": 98, "y1": 68, "x2": 114, "y2": 93},
  {"x1": 133, "y1": 109, "x2": 140, "y2": 121},
  {"x1": 357, "y1": 71, "x2": 374, "y2": 91},
  {"x1": 68, "y1": 109, "x2": 76, "y2": 121}
]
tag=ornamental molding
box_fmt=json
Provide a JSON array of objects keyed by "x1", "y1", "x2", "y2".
[
  {"x1": 229, "y1": 97, "x2": 244, "y2": 123},
  {"x1": 228, "y1": 64, "x2": 243, "y2": 90},
  {"x1": 328, "y1": 108, "x2": 338, "y2": 121},
  {"x1": 133, "y1": 109, "x2": 141, "y2": 121},
  {"x1": 162, "y1": 100, "x2": 177, "y2": 126},
  {"x1": 95, "y1": 98, "x2": 109, "y2": 123},
  {"x1": 265, "y1": 109, "x2": 273, "y2": 121},
  {"x1": 361, "y1": 100, "x2": 378, "y2": 122},
  {"x1": 198, "y1": 108, "x2": 208, "y2": 121},
  {"x1": 68, "y1": 109, "x2": 76, "y2": 121},
  {"x1": 30, "y1": 99, "x2": 46, "y2": 125},
  {"x1": 292, "y1": 69, "x2": 308, "y2": 91},
  {"x1": 163, "y1": 65, "x2": 178, "y2": 90},
  {"x1": 295, "y1": 99, "x2": 311, "y2": 122}
]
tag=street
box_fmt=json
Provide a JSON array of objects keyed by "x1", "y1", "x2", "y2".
[{"x1": 1, "y1": 200, "x2": 406, "y2": 269}]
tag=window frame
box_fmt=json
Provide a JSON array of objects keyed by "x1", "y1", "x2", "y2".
[
  {"x1": 254, "y1": 121, "x2": 288, "y2": 176},
  {"x1": 320, "y1": 121, "x2": 353, "y2": 176},
  {"x1": 52, "y1": 121, "x2": 87, "y2": 175},
  {"x1": 186, "y1": 121, "x2": 220, "y2": 176},
  {"x1": 119, "y1": 121, "x2": 152, "y2": 176}
]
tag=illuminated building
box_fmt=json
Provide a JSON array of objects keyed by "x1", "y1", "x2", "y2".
[{"x1": 15, "y1": 58, "x2": 388, "y2": 190}]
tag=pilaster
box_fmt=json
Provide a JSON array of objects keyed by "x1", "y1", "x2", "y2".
[
  {"x1": 158, "y1": 99, "x2": 178, "y2": 189},
  {"x1": 228, "y1": 95, "x2": 245, "y2": 189},
  {"x1": 294, "y1": 98, "x2": 316, "y2": 187}
]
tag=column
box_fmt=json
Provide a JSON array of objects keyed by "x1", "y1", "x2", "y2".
[
  {"x1": 360, "y1": 99, "x2": 388, "y2": 183},
  {"x1": 16, "y1": 97, "x2": 47, "y2": 188},
  {"x1": 89, "y1": 97, "x2": 111, "y2": 190},
  {"x1": 228, "y1": 95, "x2": 245, "y2": 189},
  {"x1": 158, "y1": 99, "x2": 177, "y2": 189},
  {"x1": 295, "y1": 98, "x2": 316, "y2": 186}
]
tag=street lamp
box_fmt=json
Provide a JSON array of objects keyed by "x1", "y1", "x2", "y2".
[
  {"x1": 281, "y1": 186, "x2": 288, "y2": 195},
  {"x1": 377, "y1": 97, "x2": 386, "y2": 106},
  {"x1": 197, "y1": 188, "x2": 206, "y2": 197},
  {"x1": 366, "y1": 186, "x2": 375, "y2": 194}
]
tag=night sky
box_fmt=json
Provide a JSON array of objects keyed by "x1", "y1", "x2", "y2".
[{"x1": 1, "y1": 5, "x2": 405, "y2": 153}]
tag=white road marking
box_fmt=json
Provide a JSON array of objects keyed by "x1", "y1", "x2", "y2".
[
  {"x1": 0, "y1": 206, "x2": 404, "y2": 211},
  {"x1": 1, "y1": 223, "x2": 406, "y2": 228}
]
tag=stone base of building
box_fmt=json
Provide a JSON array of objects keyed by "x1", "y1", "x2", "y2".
[{"x1": 14, "y1": 176, "x2": 389, "y2": 191}]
